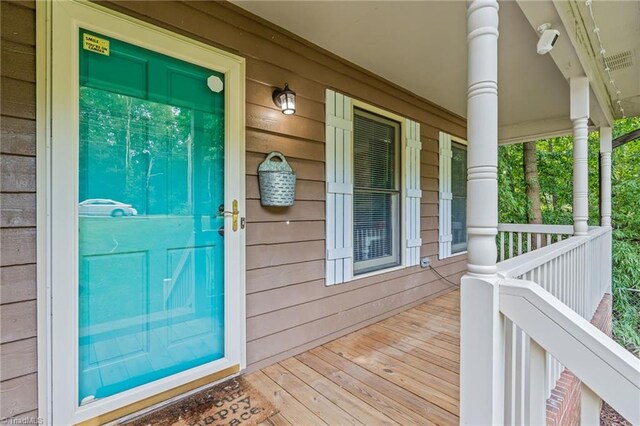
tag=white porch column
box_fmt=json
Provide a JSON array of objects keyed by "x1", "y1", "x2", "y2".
[
  {"x1": 599, "y1": 127, "x2": 612, "y2": 227},
  {"x1": 570, "y1": 77, "x2": 590, "y2": 236},
  {"x1": 461, "y1": 1, "x2": 503, "y2": 424}
]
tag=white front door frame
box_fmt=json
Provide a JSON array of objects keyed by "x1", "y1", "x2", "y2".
[{"x1": 37, "y1": 2, "x2": 246, "y2": 424}]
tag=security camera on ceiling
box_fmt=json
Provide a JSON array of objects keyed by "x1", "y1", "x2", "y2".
[{"x1": 537, "y1": 23, "x2": 560, "y2": 55}]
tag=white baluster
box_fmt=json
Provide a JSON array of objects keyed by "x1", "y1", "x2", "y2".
[
  {"x1": 518, "y1": 232, "x2": 522, "y2": 255},
  {"x1": 527, "y1": 339, "x2": 547, "y2": 426},
  {"x1": 509, "y1": 232, "x2": 514, "y2": 259},
  {"x1": 580, "y1": 383, "x2": 601, "y2": 426}
]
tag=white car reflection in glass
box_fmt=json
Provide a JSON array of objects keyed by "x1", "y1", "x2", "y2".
[{"x1": 78, "y1": 199, "x2": 138, "y2": 217}]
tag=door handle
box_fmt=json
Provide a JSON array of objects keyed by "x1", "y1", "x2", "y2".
[{"x1": 217, "y1": 200, "x2": 239, "y2": 232}]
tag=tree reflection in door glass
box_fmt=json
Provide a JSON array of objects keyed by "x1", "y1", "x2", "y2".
[{"x1": 79, "y1": 87, "x2": 223, "y2": 215}]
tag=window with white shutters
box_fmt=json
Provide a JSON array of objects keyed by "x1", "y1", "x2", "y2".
[
  {"x1": 439, "y1": 132, "x2": 468, "y2": 259},
  {"x1": 325, "y1": 89, "x2": 421, "y2": 285}
]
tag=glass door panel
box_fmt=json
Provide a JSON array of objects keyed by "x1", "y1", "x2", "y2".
[{"x1": 77, "y1": 30, "x2": 225, "y2": 403}]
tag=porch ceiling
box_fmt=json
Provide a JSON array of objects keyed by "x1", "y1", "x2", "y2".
[
  {"x1": 590, "y1": 0, "x2": 640, "y2": 119},
  {"x1": 233, "y1": 0, "x2": 640, "y2": 142},
  {"x1": 518, "y1": 0, "x2": 640, "y2": 129}
]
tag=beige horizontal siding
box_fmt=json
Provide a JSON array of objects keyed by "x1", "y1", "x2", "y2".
[
  {"x1": 0, "y1": 373, "x2": 38, "y2": 419},
  {"x1": 0, "y1": 300, "x2": 37, "y2": 344},
  {"x1": 247, "y1": 260, "x2": 325, "y2": 294},
  {"x1": 245, "y1": 221, "x2": 325, "y2": 246},
  {"x1": 0, "y1": 265, "x2": 37, "y2": 305},
  {"x1": 0, "y1": 155, "x2": 36, "y2": 193},
  {"x1": 0, "y1": 1, "x2": 39, "y2": 420},
  {"x1": 0, "y1": 228, "x2": 36, "y2": 267},
  {"x1": 0, "y1": 117, "x2": 36, "y2": 157},
  {"x1": 1, "y1": 194, "x2": 36, "y2": 227},
  {"x1": 0, "y1": 338, "x2": 37, "y2": 381}
]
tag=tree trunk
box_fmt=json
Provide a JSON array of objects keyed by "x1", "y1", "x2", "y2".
[
  {"x1": 524, "y1": 141, "x2": 543, "y2": 248},
  {"x1": 125, "y1": 97, "x2": 133, "y2": 170},
  {"x1": 503, "y1": 149, "x2": 518, "y2": 199}
]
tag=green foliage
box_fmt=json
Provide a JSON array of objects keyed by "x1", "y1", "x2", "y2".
[
  {"x1": 611, "y1": 117, "x2": 640, "y2": 354},
  {"x1": 612, "y1": 238, "x2": 640, "y2": 353},
  {"x1": 498, "y1": 117, "x2": 640, "y2": 354},
  {"x1": 498, "y1": 144, "x2": 527, "y2": 223},
  {"x1": 498, "y1": 134, "x2": 601, "y2": 225}
]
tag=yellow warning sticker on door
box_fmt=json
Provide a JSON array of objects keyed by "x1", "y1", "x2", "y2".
[{"x1": 83, "y1": 34, "x2": 110, "y2": 56}]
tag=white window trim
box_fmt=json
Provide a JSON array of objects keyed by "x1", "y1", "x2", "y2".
[
  {"x1": 38, "y1": 2, "x2": 246, "y2": 424},
  {"x1": 439, "y1": 132, "x2": 468, "y2": 259},
  {"x1": 325, "y1": 90, "x2": 421, "y2": 285}
]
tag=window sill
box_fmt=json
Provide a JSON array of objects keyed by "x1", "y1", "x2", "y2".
[
  {"x1": 441, "y1": 250, "x2": 467, "y2": 260},
  {"x1": 350, "y1": 264, "x2": 409, "y2": 282}
]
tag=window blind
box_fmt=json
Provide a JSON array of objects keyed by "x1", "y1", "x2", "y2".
[{"x1": 353, "y1": 110, "x2": 400, "y2": 274}]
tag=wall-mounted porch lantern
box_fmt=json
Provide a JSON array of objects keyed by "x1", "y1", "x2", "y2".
[{"x1": 273, "y1": 83, "x2": 296, "y2": 115}]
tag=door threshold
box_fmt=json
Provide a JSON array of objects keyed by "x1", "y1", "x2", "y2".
[{"x1": 80, "y1": 365, "x2": 240, "y2": 426}]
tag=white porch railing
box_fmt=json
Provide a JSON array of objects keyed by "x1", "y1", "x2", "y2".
[
  {"x1": 498, "y1": 223, "x2": 574, "y2": 262},
  {"x1": 498, "y1": 226, "x2": 611, "y2": 317},
  {"x1": 495, "y1": 226, "x2": 629, "y2": 424},
  {"x1": 499, "y1": 279, "x2": 639, "y2": 425}
]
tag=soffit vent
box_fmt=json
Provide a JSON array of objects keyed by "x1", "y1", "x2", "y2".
[{"x1": 602, "y1": 50, "x2": 634, "y2": 72}]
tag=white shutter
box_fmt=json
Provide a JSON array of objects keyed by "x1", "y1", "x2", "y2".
[
  {"x1": 405, "y1": 119, "x2": 422, "y2": 266},
  {"x1": 325, "y1": 89, "x2": 354, "y2": 285},
  {"x1": 438, "y1": 132, "x2": 453, "y2": 259}
]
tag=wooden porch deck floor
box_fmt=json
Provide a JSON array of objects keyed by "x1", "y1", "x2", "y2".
[{"x1": 246, "y1": 290, "x2": 461, "y2": 426}]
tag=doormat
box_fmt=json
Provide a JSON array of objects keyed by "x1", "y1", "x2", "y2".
[{"x1": 122, "y1": 377, "x2": 276, "y2": 426}]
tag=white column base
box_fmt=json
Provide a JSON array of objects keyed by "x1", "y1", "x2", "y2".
[{"x1": 460, "y1": 275, "x2": 504, "y2": 425}]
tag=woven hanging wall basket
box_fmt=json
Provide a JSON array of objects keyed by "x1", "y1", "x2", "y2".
[{"x1": 258, "y1": 151, "x2": 296, "y2": 207}]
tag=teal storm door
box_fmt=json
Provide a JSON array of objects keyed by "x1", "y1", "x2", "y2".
[{"x1": 77, "y1": 29, "x2": 227, "y2": 403}]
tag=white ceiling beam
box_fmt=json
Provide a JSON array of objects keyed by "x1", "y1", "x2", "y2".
[{"x1": 499, "y1": 117, "x2": 572, "y2": 145}]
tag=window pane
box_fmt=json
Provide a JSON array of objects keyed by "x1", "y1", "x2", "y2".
[
  {"x1": 451, "y1": 144, "x2": 467, "y2": 253},
  {"x1": 354, "y1": 111, "x2": 396, "y2": 190},
  {"x1": 354, "y1": 192, "x2": 394, "y2": 258},
  {"x1": 353, "y1": 109, "x2": 400, "y2": 274}
]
